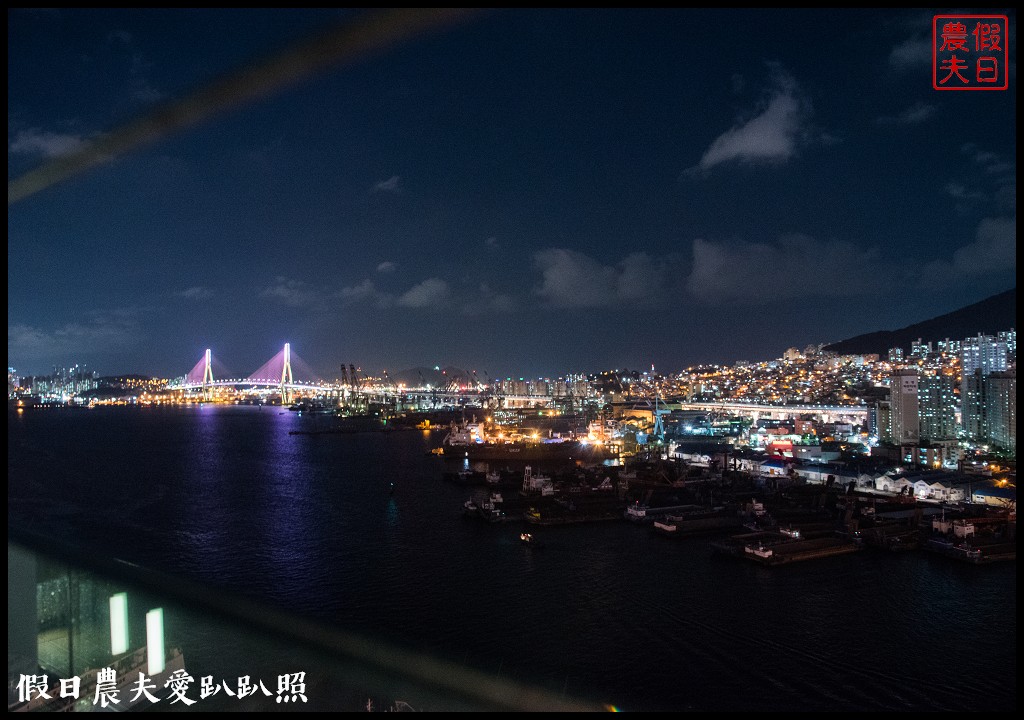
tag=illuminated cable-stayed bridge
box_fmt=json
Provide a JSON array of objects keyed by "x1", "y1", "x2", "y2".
[
  {"x1": 168, "y1": 344, "x2": 544, "y2": 406},
  {"x1": 171, "y1": 344, "x2": 334, "y2": 404}
]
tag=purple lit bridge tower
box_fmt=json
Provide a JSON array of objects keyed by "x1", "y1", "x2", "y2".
[{"x1": 177, "y1": 343, "x2": 323, "y2": 402}]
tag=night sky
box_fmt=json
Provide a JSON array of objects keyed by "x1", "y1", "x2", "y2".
[{"x1": 8, "y1": 8, "x2": 1017, "y2": 380}]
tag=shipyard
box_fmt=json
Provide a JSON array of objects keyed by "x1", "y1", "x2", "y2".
[{"x1": 427, "y1": 399, "x2": 1015, "y2": 570}]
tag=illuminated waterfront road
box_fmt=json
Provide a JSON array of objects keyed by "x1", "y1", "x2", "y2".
[{"x1": 671, "y1": 400, "x2": 868, "y2": 422}]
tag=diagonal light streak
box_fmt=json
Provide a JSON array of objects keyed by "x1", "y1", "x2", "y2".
[{"x1": 9, "y1": 8, "x2": 481, "y2": 205}]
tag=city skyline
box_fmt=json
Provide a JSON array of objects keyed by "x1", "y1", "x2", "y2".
[
  {"x1": 8, "y1": 9, "x2": 1017, "y2": 378},
  {"x1": 8, "y1": 300, "x2": 1016, "y2": 384}
]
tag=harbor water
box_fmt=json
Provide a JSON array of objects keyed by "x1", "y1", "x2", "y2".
[{"x1": 7, "y1": 405, "x2": 1016, "y2": 712}]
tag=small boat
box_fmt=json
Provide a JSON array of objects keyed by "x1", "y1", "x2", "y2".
[
  {"x1": 519, "y1": 532, "x2": 544, "y2": 547},
  {"x1": 744, "y1": 543, "x2": 773, "y2": 559},
  {"x1": 479, "y1": 491, "x2": 504, "y2": 518},
  {"x1": 480, "y1": 505, "x2": 507, "y2": 523}
]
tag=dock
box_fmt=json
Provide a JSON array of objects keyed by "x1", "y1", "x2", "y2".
[
  {"x1": 524, "y1": 495, "x2": 625, "y2": 525},
  {"x1": 923, "y1": 536, "x2": 1016, "y2": 564},
  {"x1": 710, "y1": 531, "x2": 862, "y2": 565},
  {"x1": 651, "y1": 511, "x2": 744, "y2": 538}
]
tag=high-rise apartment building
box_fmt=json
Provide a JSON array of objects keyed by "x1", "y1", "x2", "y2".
[
  {"x1": 889, "y1": 369, "x2": 920, "y2": 444},
  {"x1": 985, "y1": 371, "x2": 1016, "y2": 454},
  {"x1": 961, "y1": 334, "x2": 1008, "y2": 377},
  {"x1": 918, "y1": 372, "x2": 957, "y2": 440}
]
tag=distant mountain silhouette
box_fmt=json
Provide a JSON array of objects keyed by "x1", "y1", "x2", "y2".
[{"x1": 823, "y1": 288, "x2": 1016, "y2": 356}]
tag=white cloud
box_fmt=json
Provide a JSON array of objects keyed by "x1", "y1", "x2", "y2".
[
  {"x1": 8, "y1": 310, "x2": 140, "y2": 368},
  {"x1": 984, "y1": 161, "x2": 1014, "y2": 175},
  {"x1": 175, "y1": 286, "x2": 214, "y2": 301},
  {"x1": 396, "y1": 278, "x2": 451, "y2": 308},
  {"x1": 132, "y1": 80, "x2": 164, "y2": 104},
  {"x1": 338, "y1": 279, "x2": 393, "y2": 308},
  {"x1": 922, "y1": 217, "x2": 1016, "y2": 279},
  {"x1": 534, "y1": 249, "x2": 617, "y2": 307},
  {"x1": 376, "y1": 261, "x2": 396, "y2": 273},
  {"x1": 953, "y1": 144, "x2": 1015, "y2": 211},
  {"x1": 260, "y1": 276, "x2": 317, "y2": 307},
  {"x1": 960, "y1": 144, "x2": 1013, "y2": 175},
  {"x1": 877, "y1": 102, "x2": 936, "y2": 126},
  {"x1": 616, "y1": 253, "x2": 661, "y2": 301},
  {"x1": 533, "y1": 249, "x2": 675, "y2": 308},
  {"x1": 487, "y1": 293, "x2": 515, "y2": 312},
  {"x1": 372, "y1": 175, "x2": 401, "y2": 193},
  {"x1": 889, "y1": 37, "x2": 931, "y2": 68},
  {"x1": 462, "y1": 283, "x2": 515, "y2": 315},
  {"x1": 944, "y1": 182, "x2": 984, "y2": 201},
  {"x1": 9, "y1": 128, "x2": 87, "y2": 157},
  {"x1": 342, "y1": 276, "x2": 513, "y2": 313},
  {"x1": 685, "y1": 235, "x2": 884, "y2": 301},
  {"x1": 8, "y1": 324, "x2": 52, "y2": 356},
  {"x1": 693, "y1": 71, "x2": 807, "y2": 171},
  {"x1": 994, "y1": 184, "x2": 1016, "y2": 213}
]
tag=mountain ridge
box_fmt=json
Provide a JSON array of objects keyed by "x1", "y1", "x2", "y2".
[{"x1": 823, "y1": 288, "x2": 1016, "y2": 356}]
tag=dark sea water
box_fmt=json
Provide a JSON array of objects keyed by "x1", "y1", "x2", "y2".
[{"x1": 8, "y1": 405, "x2": 1017, "y2": 712}]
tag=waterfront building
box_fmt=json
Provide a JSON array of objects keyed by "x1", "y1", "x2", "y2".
[
  {"x1": 898, "y1": 439, "x2": 959, "y2": 469},
  {"x1": 971, "y1": 483, "x2": 1017, "y2": 509},
  {"x1": 962, "y1": 369, "x2": 1016, "y2": 455},
  {"x1": 960, "y1": 335, "x2": 1009, "y2": 447},
  {"x1": 792, "y1": 463, "x2": 880, "y2": 488}
]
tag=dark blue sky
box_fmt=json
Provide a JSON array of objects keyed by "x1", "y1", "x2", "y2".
[{"x1": 8, "y1": 8, "x2": 1016, "y2": 379}]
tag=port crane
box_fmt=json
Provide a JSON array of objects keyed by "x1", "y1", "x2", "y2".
[
  {"x1": 382, "y1": 369, "x2": 401, "y2": 411},
  {"x1": 443, "y1": 370, "x2": 461, "y2": 394},
  {"x1": 348, "y1": 364, "x2": 364, "y2": 411}
]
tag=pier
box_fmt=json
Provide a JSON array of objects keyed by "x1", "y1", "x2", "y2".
[{"x1": 710, "y1": 532, "x2": 862, "y2": 566}]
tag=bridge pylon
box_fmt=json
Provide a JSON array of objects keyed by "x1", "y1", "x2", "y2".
[
  {"x1": 202, "y1": 349, "x2": 214, "y2": 401},
  {"x1": 281, "y1": 343, "x2": 294, "y2": 404}
]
